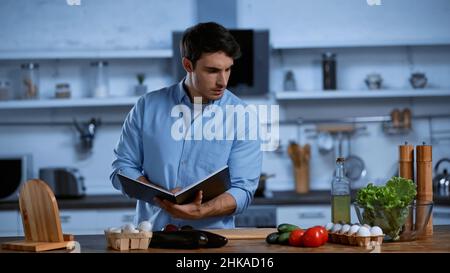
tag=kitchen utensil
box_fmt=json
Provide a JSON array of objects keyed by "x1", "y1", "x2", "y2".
[
  {"x1": 390, "y1": 109, "x2": 401, "y2": 128},
  {"x1": 433, "y1": 158, "x2": 450, "y2": 196},
  {"x1": 344, "y1": 135, "x2": 366, "y2": 183},
  {"x1": 364, "y1": 73, "x2": 383, "y2": 90},
  {"x1": 73, "y1": 117, "x2": 101, "y2": 151},
  {"x1": 409, "y1": 72, "x2": 427, "y2": 89},
  {"x1": 317, "y1": 131, "x2": 334, "y2": 154},
  {"x1": 1, "y1": 179, "x2": 76, "y2": 251},
  {"x1": 399, "y1": 142, "x2": 415, "y2": 233},
  {"x1": 288, "y1": 141, "x2": 310, "y2": 193},
  {"x1": 416, "y1": 143, "x2": 433, "y2": 236}
]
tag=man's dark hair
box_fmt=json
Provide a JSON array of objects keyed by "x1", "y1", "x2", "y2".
[{"x1": 180, "y1": 22, "x2": 241, "y2": 67}]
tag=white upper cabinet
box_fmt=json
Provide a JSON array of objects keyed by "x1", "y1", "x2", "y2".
[{"x1": 238, "y1": 0, "x2": 450, "y2": 48}]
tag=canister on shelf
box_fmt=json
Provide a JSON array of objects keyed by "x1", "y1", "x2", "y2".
[
  {"x1": 90, "y1": 61, "x2": 109, "y2": 98},
  {"x1": 0, "y1": 79, "x2": 12, "y2": 101},
  {"x1": 20, "y1": 63, "x2": 40, "y2": 99},
  {"x1": 55, "y1": 83, "x2": 71, "y2": 99}
]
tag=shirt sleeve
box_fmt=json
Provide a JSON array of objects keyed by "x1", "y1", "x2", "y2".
[
  {"x1": 110, "y1": 97, "x2": 146, "y2": 192},
  {"x1": 226, "y1": 135, "x2": 262, "y2": 215}
]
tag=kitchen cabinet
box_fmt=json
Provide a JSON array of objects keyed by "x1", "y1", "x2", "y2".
[
  {"x1": 97, "y1": 208, "x2": 137, "y2": 230},
  {"x1": 241, "y1": 0, "x2": 450, "y2": 49},
  {"x1": 0, "y1": 210, "x2": 20, "y2": 237},
  {"x1": 17, "y1": 208, "x2": 137, "y2": 235},
  {"x1": 235, "y1": 205, "x2": 277, "y2": 228}
]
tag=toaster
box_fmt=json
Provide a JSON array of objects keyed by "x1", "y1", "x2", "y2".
[{"x1": 39, "y1": 167, "x2": 86, "y2": 198}]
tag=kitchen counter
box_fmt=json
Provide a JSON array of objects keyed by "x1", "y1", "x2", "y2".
[
  {"x1": 1, "y1": 225, "x2": 449, "y2": 253},
  {"x1": 1, "y1": 190, "x2": 449, "y2": 210}
]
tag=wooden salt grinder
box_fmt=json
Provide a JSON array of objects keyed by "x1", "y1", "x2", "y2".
[
  {"x1": 416, "y1": 143, "x2": 433, "y2": 236},
  {"x1": 399, "y1": 142, "x2": 414, "y2": 180},
  {"x1": 399, "y1": 142, "x2": 414, "y2": 231}
]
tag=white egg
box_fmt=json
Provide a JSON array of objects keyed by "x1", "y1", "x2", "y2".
[
  {"x1": 348, "y1": 225, "x2": 360, "y2": 235},
  {"x1": 121, "y1": 223, "x2": 136, "y2": 233},
  {"x1": 357, "y1": 226, "x2": 371, "y2": 237},
  {"x1": 331, "y1": 223, "x2": 342, "y2": 233},
  {"x1": 340, "y1": 224, "x2": 351, "y2": 234},
  {"x1": 370, "y1": 226, "x2": 383, "y2": 236},
  {"x1": 137, "y1": 221, "x2": 153, "y2": 232},
  {"x1": 363, "y1": 224, "x2": 371, "y2": 229},
  {"x1": 325, "y1": 222, "x2": 334, "y2": 231}
]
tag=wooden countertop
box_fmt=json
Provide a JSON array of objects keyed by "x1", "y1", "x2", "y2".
[{"x1": 1, "y1": 226, "x2": 449, "y2": 253}]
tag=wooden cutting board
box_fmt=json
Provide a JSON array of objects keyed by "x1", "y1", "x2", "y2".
[{"x1": 203, "y1": 228, "x2": 277, "y2": 239}]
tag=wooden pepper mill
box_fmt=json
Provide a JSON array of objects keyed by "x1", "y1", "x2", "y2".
[
  {"x1": 399, "y1": 142, "x2": 414, "y2": 180},
  {"x1": 416, "y1": 143, "x2": 433, "y2": 236},
  {"x1": 399, "y1": 142, "x2": 414, "y2": 231}
]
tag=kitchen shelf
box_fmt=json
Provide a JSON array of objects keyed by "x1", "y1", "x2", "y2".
[
  {"x1": 271, "y1": 39, "x2": 450, "y2": 50},
  {"x1": 275, "y1": 89, "x2": 450, "y2": 101},
  {"x1": 0, "y1": 96, "x2": 139, "y2": 109},
  {"x1": 0, "y1": 49, "x2": 172, "y2": 60}
]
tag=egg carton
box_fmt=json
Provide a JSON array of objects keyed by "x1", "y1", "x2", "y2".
[
  {"x1": 104, "y1": 231, "x2": 152, "y2": 251},
  {"x1": 328, "y1": 232, "x2": 384, "y2": 247}
]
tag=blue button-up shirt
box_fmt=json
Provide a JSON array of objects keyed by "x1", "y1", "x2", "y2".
[{"x1": 110, "y1": 81, "x2": 262, "y2": 231}]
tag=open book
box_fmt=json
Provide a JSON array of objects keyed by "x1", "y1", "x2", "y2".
[{"x1": 117, "y1": 165, "x2": 231, "y2": 205}]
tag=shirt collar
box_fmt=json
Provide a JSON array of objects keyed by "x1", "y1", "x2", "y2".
[{"x1": 176, "y1": 78, "x2": 226, "y2": 107}]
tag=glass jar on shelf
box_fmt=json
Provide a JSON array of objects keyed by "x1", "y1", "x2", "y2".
[
  {"x1": 0, "y1": 79, "x2": 12, "y2": 101},
  {"x1": 90, "y1": 61, "x2": 109, "y2": 98},
  {"x1": 20, "y1": 62, "x2": 40, "y2": 99},
  {"x1": 55, "y1": 83, "x2": 71, "y2": 99}
]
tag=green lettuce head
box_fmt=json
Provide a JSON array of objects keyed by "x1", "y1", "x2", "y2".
[{"x1": 356, "y1": 176, "x2": 417, "y2": 240}]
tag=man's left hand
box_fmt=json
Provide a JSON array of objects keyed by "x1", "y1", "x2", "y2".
[{"x1": 154, "y1": 190, "x2": 204, "y2": 220}]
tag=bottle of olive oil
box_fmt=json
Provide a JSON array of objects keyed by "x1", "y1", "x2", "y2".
[{"x1": 331, "y1": 157, "x2": 351, "y2": 223}]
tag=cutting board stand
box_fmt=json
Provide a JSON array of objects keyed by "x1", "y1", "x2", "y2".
[{"x1": 1, "y1": 179, "x2": 76, "y2": 252}]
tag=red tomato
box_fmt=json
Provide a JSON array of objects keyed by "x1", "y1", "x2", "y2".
[
  {"x1": 288, "y1": 229, "x2": 304, "y2": 247},
  {"x1": 302, "y1": 227, "x2": 325, "y2": 247},
  {"x1": 313, "y1": 225, "x2": 328, "y2": 244}
]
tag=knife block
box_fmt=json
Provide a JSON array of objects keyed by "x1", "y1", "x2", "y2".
[{"x1": 1, "y1": 179, "x2": 76, "y2": 252}]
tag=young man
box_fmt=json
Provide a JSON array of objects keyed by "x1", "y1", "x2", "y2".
[{"x1": 110, "y1": 22, "x2": 262, "y2": 231}]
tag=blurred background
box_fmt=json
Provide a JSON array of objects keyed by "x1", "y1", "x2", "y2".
[{"x1": 0, "y1": 0, "x2": 449, "y2": 233}]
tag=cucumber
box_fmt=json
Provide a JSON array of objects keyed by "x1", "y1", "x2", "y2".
[
  {"x1": 277, "y1": 232, "x2": 291, "y2": 245},
  {"x1": 265, "y1": 232, "x2": 280, "y2": 244},
  {"x1": 277, "y1": 223, "x2": 300, "y2": 233}
]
